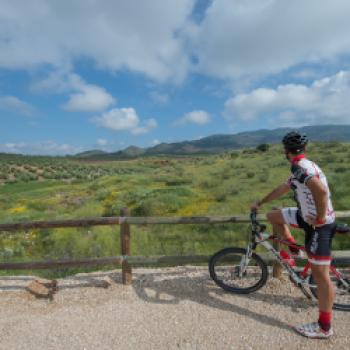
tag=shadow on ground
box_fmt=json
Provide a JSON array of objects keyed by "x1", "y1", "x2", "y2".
[{"x1": 131, "y1": 267, "x2": 314, "y2": 334}]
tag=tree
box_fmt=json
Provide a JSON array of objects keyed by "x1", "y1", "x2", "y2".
[{"x1": 256, "y1": 143, "x2": 270, "y2": 152}]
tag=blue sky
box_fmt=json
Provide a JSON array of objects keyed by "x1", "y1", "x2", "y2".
[{"x1": 1, "y1": 0, "x2": 350, "y2": 155}]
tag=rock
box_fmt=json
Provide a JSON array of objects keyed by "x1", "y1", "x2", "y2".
[
  {"x1": 35, "y1": 278, "x2": 58, "y2": 291},
  {"x1": 26, "y1": 278, "x2": 58, "y2": 299},
  {"x1": 26, "y1": 281, "x2": 51, "y2": 298}
]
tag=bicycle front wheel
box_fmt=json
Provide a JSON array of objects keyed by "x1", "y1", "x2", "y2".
[
  {"x1": 209, "y1": 247, "x2": 268, "y2": 294},
  {"x1": 309, "y1": 258, "x2": 350, "y2": 311}
]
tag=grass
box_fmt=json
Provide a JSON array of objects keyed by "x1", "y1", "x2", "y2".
[{"x1": 1, "y1": 142, "x2": 350, "y2": 277}]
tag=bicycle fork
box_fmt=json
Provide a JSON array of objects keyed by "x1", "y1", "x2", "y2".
[{"x1": 238, "y1": 244, "x2": 253, "y2": 277}]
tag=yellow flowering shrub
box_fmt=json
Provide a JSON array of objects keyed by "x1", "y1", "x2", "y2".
[{"x1": 9, "y1": 205, "x2": 27, "y2": 214}]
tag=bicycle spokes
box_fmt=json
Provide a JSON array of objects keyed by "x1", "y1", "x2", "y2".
[{"x1": 209, "y1": 248, "x2": 268, "y2": 294}]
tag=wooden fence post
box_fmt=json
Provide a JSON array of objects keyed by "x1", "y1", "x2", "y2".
[
  {"x1": 272, "y1": 225, "x2": 282, "y2": 278},
  {"x1": 120, "y1": 207, "x2": 132, "y2": 285}
]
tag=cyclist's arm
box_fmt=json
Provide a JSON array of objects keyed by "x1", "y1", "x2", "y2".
[
  {"x1": 254, "y1": 183, "x2": 290, "y2": 208},
  {"x1": 306, "y1": 177, "x2": 328, "y2": 223}
]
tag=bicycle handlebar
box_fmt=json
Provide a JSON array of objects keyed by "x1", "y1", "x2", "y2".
[
  {"x1": 250, "y1": 209, "x2": 267, "y2": 233},
  {"x1": 250, "y1": 209, "x2": 258, "y2": 224}
]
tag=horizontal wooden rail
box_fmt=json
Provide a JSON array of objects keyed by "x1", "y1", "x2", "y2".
[
  {"x1": 0, "y1": 211, "x2": 349, "y2": 232},
  {"x1": 0, "y1": 256, "x2": 123, "y2": 270},
  {"x1": 1, "y1": 210, "x2": 349, "y2": 284},
  {"x1": 0, "y1": 217, "x2": 123, "y2": 232}
]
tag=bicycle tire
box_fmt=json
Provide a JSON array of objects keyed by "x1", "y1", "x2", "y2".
[
  {"x1": 309, "y1": 258, "x2": 350, "y2": 311},
  {"x1": 209, "y1": 247, "x2": 268, "y2": 294}
]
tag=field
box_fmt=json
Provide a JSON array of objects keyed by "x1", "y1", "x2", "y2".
[{"x1": 0, "y1": 142, "x2": 349, "y2": 277}]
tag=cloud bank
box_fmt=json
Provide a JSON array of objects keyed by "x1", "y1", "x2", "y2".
[
  {"x1": 0, "y1": 0, "x2": 194, "y2": 83},
  {"x1": 0, "y1": 140, "x2": 83, "y2": 155},
  {"x1": 224, "y1": 70, "x2": 350, "y2": 126},
  {"x1": 3, "y1": 0, "x2": 350, "y2": 83},
  {"x1": 190, "y1": 0, "x2": 350, "y2": 79}
]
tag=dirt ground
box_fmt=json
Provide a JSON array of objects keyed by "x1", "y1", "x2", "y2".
[{"x1": 0, "y1": 266, "x2": 349, "y2": 350}]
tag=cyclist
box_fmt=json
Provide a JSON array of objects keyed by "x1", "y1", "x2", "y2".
[{"x1": 251, "y1": 131, "x2": 336, "y2": 339}]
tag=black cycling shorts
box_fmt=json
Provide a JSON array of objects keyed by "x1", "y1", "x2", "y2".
[{"x1": 282, "y1": 207, "x2": 336, "y2": 265}]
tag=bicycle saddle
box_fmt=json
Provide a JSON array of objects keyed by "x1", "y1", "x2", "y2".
[{"x1": 335, "y1": 223, "x2": 350, "y2": 234}]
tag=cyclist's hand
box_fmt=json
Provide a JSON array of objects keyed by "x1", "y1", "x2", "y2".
[{"x1": 306, "y1": 215, "x2": 325, "y2": 227}]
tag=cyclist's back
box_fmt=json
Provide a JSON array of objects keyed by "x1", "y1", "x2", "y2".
[{"x1": 287, "y1": 154, "x2": 335, "y2": 225}]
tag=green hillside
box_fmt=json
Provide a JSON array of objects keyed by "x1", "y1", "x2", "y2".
[{"x1": 0, "y1": 141, "x2": 349, "y2": 277}]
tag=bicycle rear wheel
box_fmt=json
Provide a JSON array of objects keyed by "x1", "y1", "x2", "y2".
[
  {"x1": 209, "y1": 247, "x2": 268, "y2": 294},
  {"x1": 309, "y1": 258, "x2": 350, "y2": 311}
]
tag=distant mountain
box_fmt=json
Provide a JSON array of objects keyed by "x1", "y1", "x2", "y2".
[
  {"x1": 74, "y1": 124, "x2": 350, "y2": 160},
  {"x1": 75, "y1": 149, "x2": 108, "y2": 158},
  {"x1": 123, "y1": 146, "x2": 145, "y2": 157}
]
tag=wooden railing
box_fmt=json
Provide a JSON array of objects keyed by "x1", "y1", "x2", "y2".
[{"x1": 0, "y1": 209, "x2": 349, "y2": 284}]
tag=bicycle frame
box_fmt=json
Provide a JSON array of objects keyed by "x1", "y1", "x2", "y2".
[
  {"x1": 246, "y1": 212, "x2": 315, "y2": 297},
  {"x1": 209, "y1": 211, "x2": 350, "y2": 310},
  {"x1": 248, "y1": 231, "x2": 314, "y2": 290},
  {"x1": 246, "y1": 212, "x2": 350, "y2": 297}
]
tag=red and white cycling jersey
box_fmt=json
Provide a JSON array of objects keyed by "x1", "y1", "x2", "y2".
[{"x1": 287, "y1": 154, "x2": 335, "y2": 224}]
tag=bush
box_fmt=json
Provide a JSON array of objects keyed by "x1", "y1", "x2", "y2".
[
  {"x1": 5, "y1": 178, "x2": 17, "y2": 184},
  {"x1": 132, "y1": 193, "x2": 188, "y2": 216},
  {"x1": 165, "y1": 178, "x2": 192, "y2": 186},
  {"x1": 334, "y1": 167, "x2": 347, "y2": 173},
  {"x1": 242, "y1": 148, "x2": 258, "y2": 155},
  {"x1": 256, "y1": 143, "x2": 270, "y2": 152},
  {"x1": 18, "y1": 173, "x2": 32, "y2": 182},
  {"x1": 258, "y1": 174, "x2": 268, "y2": 183}
]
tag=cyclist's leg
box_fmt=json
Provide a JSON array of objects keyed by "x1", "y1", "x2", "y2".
[
  {"x1": 310, "y1": 264, "x2": 334, "y2": 311},
  {"x1": 305, "y1": 223, "x2": 336, "y2": 333},
  {"x1": 267, "y1": 207, "x2": 299, "y2": 253}
]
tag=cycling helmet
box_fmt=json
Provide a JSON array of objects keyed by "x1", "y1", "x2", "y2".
[{"x1": 282, "y1": 131, "x2": 308, "y2": 152}]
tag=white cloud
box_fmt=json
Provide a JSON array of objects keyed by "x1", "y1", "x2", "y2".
[
  {"x1": 291, "y1": 69, "x2": 321, "y2": 80},
  {"x1": 32, "y1": 71, "x2": 115, "y2": 112},
  {"x1": 0, "y1": 140, "x2": 84, "y2": 155},
  {"x1": 149, "y1": 91, "x2": 169, "y2": 105},
  {"x1": 152, "y1": 139, "x2": 160, "y2": 145},
  {"x1": 174, "y1": 110, "x2": 211, "y2": 126},
  {"x1": 131, "y1": 118, "x2": 158, "y2": 135},
  {"x1": 190, "y1": 0, "x2": 350, "y2": 80},
  {"x1": 0, "y1": 0, "x2": 195, "y2": 83},
  {"x1": 94, "y1": 108, "x2": 139, "y2": 131},
  {"x1": 63, "y1": 84, "x2": 115, "y2": 112},
  {"x1": 96, "y1": 138, "x2": 108, "y2": 146},
  {"x1": 93, "y1": 107, "x2": 157, "y2": 135},
  {"x1": 224, "y1": 70, "x2": 350, "y2": 126},
  {"x1": 0, "y1": 95, "x2": 34, "y2": 116}
]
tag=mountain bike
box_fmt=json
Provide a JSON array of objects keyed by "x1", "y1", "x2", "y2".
[{"x1": 209, "y1": 210, "x2": 350, "y2": 311}]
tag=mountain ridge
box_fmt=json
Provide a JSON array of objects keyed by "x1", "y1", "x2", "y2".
[{"x1": 75, "y1": 124, "x2": 350, "y2": 160}]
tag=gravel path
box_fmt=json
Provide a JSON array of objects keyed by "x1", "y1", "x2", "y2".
[{"x1": 0, "y1": 266, "x2": 349, "y2": 350}]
